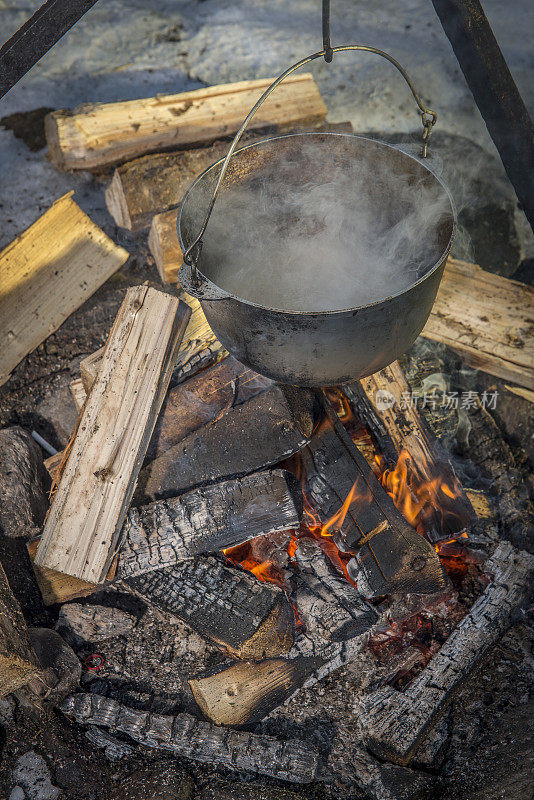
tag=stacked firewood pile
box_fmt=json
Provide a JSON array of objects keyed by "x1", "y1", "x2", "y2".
[{"x1": 0, "y1": 76, "x2": 533, "y2": 799}]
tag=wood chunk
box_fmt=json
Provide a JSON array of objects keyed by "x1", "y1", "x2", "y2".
[
  {"x1": 148, "y1": 208, "x2": 182, "y2": 283},
  {"x1": 0, "y1": 426, "x2": 49, "y2": 540},
  {"x1": 423, "y1": 257, "x2": 534, "y2": 389},
  {"x1": 0, "y1": 561, "x2": 40, "y2": 697},
  {"x1": 0, "y1": 193, "x2": 129, "y2": 386},
  {"x1": 35, "y1": 286, "x2": 191, "y2": 582},
  {"x1": 118, "y1": 469, "x2": 301, "y2": 578},
  {"x1": 350, "y1": 360, "x2": 475, "y2": 540},
  {"x1": 69, "y1": 378, "x2": 87, "y2": 412},
  {"x1": 27, "y1": 540, "x2": 116, "y2": 606},
  {"x1": 107, "y1": 120, "x2": 351, "y2": 233},
  {"x1": 125, "y1": 555, "x2": 295, "y2": 659},
  {"x1": 360, "y1": 542, "x2": 534, "y2": 765},
  {"x1": 303, "y1": 393, "x2": 449, "y2": 598},
  {"x1": 135, "y1": 385, "x2": 315, "y2": 502},
  {"x1": 47, "y1": 75, "x2": 326, "y2": 172},
  {"x1": 60, "y1": 693, "x2": 319, "y2": 783}
]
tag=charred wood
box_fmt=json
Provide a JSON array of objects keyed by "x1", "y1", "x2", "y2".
[
  {"x1": 135, "y1": 385, "x2": 315, "y2": 502},
  {"x1": 303, "y1": 393, "x2": 448, "y2": 598},
  {"x1": 360, "y1": 541, "x2": 534, "y2": 764},
  {"x1": 60, "y1": 693, "x2": 319, "y2": 783},
  {"x1": 118, "y1": 470, "x2": 301, "y2": 578},
  {"x1": 124, "y1": 555, "x2": 295, "y2": 658}
]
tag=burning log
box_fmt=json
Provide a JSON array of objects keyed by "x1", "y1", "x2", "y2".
[
  {"x1": 124, "y1": 555, "x2": 295, "y2": 659},
  {"x1": 135, "y1": 385, "x2": 315, "y2": 502},
  {"x1": 35, "y1": 286, "x2": 191, "y2": 582},
  {"x1": 118, "y1": 469, "x2": 302, "y2": 579},
  {"x1": 189, "y1": 540, "x2": 377, "y2": 727},
  {"x1": 0, "y1": 561, "x2": 40, "y2": 697},
  {"x1": 46, "y1": 74, "x2": 326, "y2": 172},
  {"x1": 60, "y1": 693, "x2": 319, "y2": 784},
  {"x1": 422, "y1": 258, "x2": 534, "y2": 390},
  {"x1": 347, "y1": 359, "x2": 475, "y2": 541},
  {"x1": 359, "y1": 541, "x2": 534, "y2": 765},
  {"x1": 303, "y1": 393, "x2": 448, "y2": 598},
  {"x1": 0, "y1": 193, "x2": 128, "y2": 387}
]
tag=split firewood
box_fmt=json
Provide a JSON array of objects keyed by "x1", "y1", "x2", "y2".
[
  {"x1": 422, "y1": 258, "x2": 534, "y2": 390},
  {"x1": 148, "y1": 208, "x2": 182, "y2": 283},
  {"x1": 60, "y1": 693, "x2": 319, "y2": 783},
  {"x1": 69, "y1": 378, "x2": 87, "y2": 412},
  {"x1": 125, "y1": 555, "x2": 295, "y2": 659},
  {"x1": 360, "y1": 541, "x2": 534, "y2": 765},
  {"x1": 80, "y1": 290, "x2": 224, "y2": 393},
  {"x1": 34, "y1": 285, "x2": 191, "y2": 583},
  {"x1": 135, "y1": 384, "x2": 315, "y2": 502},
  {"x1": 107, "y1": 120, "x2": 350, "y2": 234},
  {"x1": 302, "y1": 393, "x2": 449, "y2": 598},
  {"x1": 0, "y1": 193, "x2": 129, "y2": 386},
  {"x1": 27, "y1": 540, "x2": 112, "y2": 605},
  {"x1": 346, "y1": 359, "x2": 475, "y2": 540},
  {"x1": 0, "y1": 561, "x2": 40, "y2": 697},
  {"x1": 46, "y1": 74, "x2": 326, "y2": 172},
  {"x1": 118, "y1": 469, "x2": 302, "y2": 578}
]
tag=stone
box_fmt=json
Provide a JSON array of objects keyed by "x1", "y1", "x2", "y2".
[
  {"x1": 9, "y1": 787, "x2": 26, "y2": 800},
  {"x1": 12, "y1": 751, "x2": 61, "y2": 800},
  {"x1": 55, "y1": 603, "x2": 136, "y2": 649},
  {"x1": 0, "y1": 427, "x2": 49, "y2": 540},
  {"x1": 28, "y1": 627, "x2": 81, "y2": 704}
]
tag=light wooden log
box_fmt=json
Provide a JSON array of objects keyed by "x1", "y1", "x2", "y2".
[
  {"x1": 0, "y1": 561, "x2": 40, "y2": 697},
  {"x1": 360, "y1": 542, "x2": 534, "y2": 765},
  {"x1": 125, "y1": 555, "x2": 295, "y2": 659},
  {"x1": 34, "y1": 285, "x2": 191, "y2": 582},
  {"x1": 46, "y1": 75, "x2": 327, "y2": 171},
  {"x1": 118, "y1": 469, "x2": 301, "y2": 578},
  {"x1": 347, "y1": 360, "x2": 475, "y2": 541},
  {"x1": 0, "y1": 192, "x2": 129, "y2": 386},
  {"x1": 79, "y1": 290, "x2": 224, "y2": 393},
  {"x1": 61, "y1": 693, "x2": 319, "y2": 783},
  {"x1": 148, "y1": 208, "x2": 182, "y2": 283},
  {"x1": 423, "y1": 257, "x2": 534, "y2": 389},
  {"x1": 109, "y1": 120, "x2": 352, "y2": 233},
  {"x1": 69, "y1": 378, "x2": 87, "y2": 412}
]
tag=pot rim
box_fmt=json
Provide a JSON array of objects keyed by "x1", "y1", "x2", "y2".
[{"x1": 177, "y1": 132, "x2": 457, "y2": 315}]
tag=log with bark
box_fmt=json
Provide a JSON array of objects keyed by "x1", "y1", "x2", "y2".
[
  {"x1": 359, "y1": 541, "x2": 534, "y2": 765},
  {"x1": 135, "y1": 385, "x2": 315, "y2": 503},
  {"x1": 47, "y1": 75, "x2": 327, "y2": 171},
  {"x1": 60, "y1": 693, "x2": 319, "y2": 784},
  {"x1": 422, "y1": 258, "x2": 534, "y2": 390},
  {"x1": 124, "y1": 555, "x2": 295, "y2": 659},
  {"x1": 0, "y1": 192, "x2": 128, "y2": 386},
  {"x1": 35, "y1": 285, "x2": 191, "y2": 582},
  {"x1": 0, "y1": 426, "x2": 49, "y2": 540},
  {"x1": 346, "y1": 359, "x2": 475, "y2": 541},
  {"x1": 118, "y1": 469, "x2": 302, "y2": 578},
  {"x1": 0, "y1": 561, "x2": 40, "y2": 697},
  {"x1": 302, "y1": 393, "x2": 449, "y2": 598}
]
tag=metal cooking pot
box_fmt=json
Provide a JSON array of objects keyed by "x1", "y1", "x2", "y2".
[{"x1": 178, "y1": 46, "x2": 456, "y2": 387}]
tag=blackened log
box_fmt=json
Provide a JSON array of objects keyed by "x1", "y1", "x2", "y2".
[
  {"x1": 135, "y1": 385, "x2": 315, "y2": 502},
  {"x1": 118, "y1": 470, "x2": 301, "y2": 578},
  {"x1": 349, "y1": 360, "x2": 475, "y2": 541},
  {"x1": 0, "y1": 561, "x2": 40, "y2": 697},
  {"x1": 60, "y1": 693, "x2": 318, "y2": 783},
  {"x1": 303, "y1": 394, "x2": 448, "y2": 598},
  {"x1": 360, "y1": 542, "x2": 534, "y2": 764},
  {"x1": 124, "y1": 555, "x2": 295, "y2": 658},
  {"x1": 430, "y1": 0, "x2": 534, "y2": 233},
  {"x1": 294, "y1": 538, "x2": 378, "y2": 636},
  {"x1": 0, "y1": 427, "x2": 49, "y2": 540}
]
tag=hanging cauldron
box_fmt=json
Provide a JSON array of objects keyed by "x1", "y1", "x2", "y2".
[{"x1": 177, "y1": 44, "x2": 456, "y2": 387}]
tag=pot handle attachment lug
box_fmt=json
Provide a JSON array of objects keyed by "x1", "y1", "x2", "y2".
[
  {"x1": 178, "y1": 250, "x2": 230, "y2": 301},
  {"x1": 182, "y1": 4, "x2": 438, "y2": 284}
]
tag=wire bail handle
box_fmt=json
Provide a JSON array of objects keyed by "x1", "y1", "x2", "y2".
[{"x1": 183, "y1": 2, "x2": 438, "y2": 280}]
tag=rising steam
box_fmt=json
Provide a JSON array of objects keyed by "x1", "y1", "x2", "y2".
[{"x1": 199, "y1": 136, "x2": 453, "y2": 312}]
